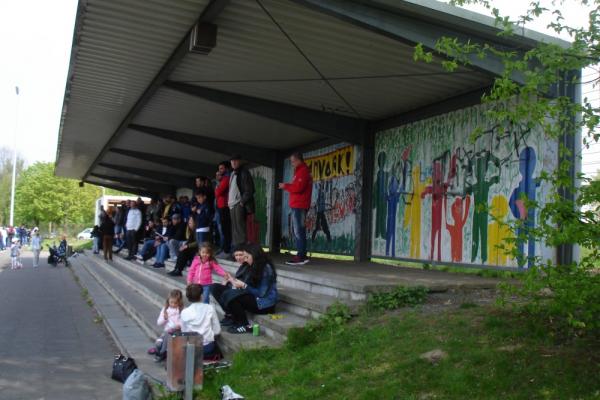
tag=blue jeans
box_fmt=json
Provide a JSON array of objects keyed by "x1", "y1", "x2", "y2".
[
  {"x1": 291, "y1": 208, "x2": 307, "y2": 258},
  {"x1": 92, "y1": 237, "x2": 100, "y2": 253},
  {"x1": 155, "y1": 243, "x2": 169, "y2": 263},
  {"x1": 114, "y1": 225, "x2": 122, "y2": 246},
  {"x1": 138, "y1": 239, "x2": 155, "y2": 258},
  {"x1": 202, "y1": 285, "x2": 211, "y2": 304}
]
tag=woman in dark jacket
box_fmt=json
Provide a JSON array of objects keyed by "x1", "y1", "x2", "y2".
[
  {"x1": 211, "y1": 243, "x2": 278, "y2": 334},
  {"x1": 99, "y1": 210, "x2": 115, "y2": 261}
]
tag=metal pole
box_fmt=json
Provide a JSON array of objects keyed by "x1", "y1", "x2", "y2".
[
  {"x1": 9, "y1": 86, "x2": 20, "y2": 227},
  {"x1": 184, "y1": 342, "x2": 195, "y2": 400}
]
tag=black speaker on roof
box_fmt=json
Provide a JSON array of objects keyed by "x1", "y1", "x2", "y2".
[{"x1": 189, "y1": 22, "x2": 217, "y2": 55}]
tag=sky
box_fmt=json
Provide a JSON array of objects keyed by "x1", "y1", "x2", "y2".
[{"x1": 0, "y1": 0, "x2": 597, "y2": 176}]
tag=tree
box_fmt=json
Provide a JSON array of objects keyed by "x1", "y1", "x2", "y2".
[
  {"x1": 14, "y1": 162, "x2": 102, "y2": 229},
  {"x1": 414, "y1": 0, "x2": 600, "y2": 335},
  {"x1": 0, "y1": 147, "x2": 25, "y2": 225}
]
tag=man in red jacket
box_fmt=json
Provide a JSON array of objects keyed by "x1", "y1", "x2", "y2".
[
  {"x1": 215, "y1": 161, "x2": 231, "y2": 256},
  {"x1": 279, "y1": 152, "x2": 313, "y2": 265}
]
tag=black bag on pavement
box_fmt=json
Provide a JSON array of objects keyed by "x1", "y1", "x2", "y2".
[{"x1": 111, "y1": 354, "x2": 137, "y2": 383}]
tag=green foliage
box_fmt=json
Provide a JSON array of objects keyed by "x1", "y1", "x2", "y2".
[
  {"x1": 287, "y1": 302, "x2": 352, "y2": 349},
  {"x1": 367, "y1": 286, "x2": 428, "y2": 311},
  {"x1": 195, "y1": 306, "x2": 600, "y2": 399},
  {"x1": 414, "y1": 1, "x2": 600, "y2": 337},
  {"x1": 14, "y1": 162, "x2": 102, "y2": 228}
]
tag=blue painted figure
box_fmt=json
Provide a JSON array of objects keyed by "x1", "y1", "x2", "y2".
[
  {"x1": 509, "y1": 147, "x2": 539, "y2": 269},
  {"x1": 386, "y1": 173, "x2": 401, "y2": 257}
]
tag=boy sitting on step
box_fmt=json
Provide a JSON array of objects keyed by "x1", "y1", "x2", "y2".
[{"x1": 180, "y1": 284, "x2": 221, "y2": 357}]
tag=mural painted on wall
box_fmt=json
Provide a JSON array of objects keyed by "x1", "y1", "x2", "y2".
[
  {"x1": 372, "y1": 103, "x2": 557, "y2": 268},
  {"x1": 282, "y1": 143, "x2": 359, "y2": 255},
  {"x1": 249, "y1": 166, "x2": 272, "y2": 247}
]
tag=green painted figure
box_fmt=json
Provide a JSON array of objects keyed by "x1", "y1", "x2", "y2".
[
  {"x1": 374, "y1": 152, "x2": 388, "y2": 239},
  {"x1": 466, "y1": 151, "x2": 500, "y2": 263}
]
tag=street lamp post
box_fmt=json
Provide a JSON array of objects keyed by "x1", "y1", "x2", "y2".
[{"x1": 9, "y1": 86, "x2": 19, "y2": 227}]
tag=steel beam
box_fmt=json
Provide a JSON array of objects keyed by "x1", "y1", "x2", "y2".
[
  {"x1": 84, "y1": 179, "x2": 158, "y2": 198},
  {"x1": 129, "y1": 124, "x2": 276, "y2": 167},
  {"x1": 372, "y1": 85, "x2": 490, "y2": 132},
  {"x1": 99, "y1": 162, "x2": 194, "y2": 188},
  {"x1": 290, "y1": 0, "x2": 525, "y2": 84},
  {"x1": 83, "y1": 0, "x2": 231, "y2": 180},
  {"x1": 163, "y1": 80, "x2": 368, "y2": 144},
  {"x1": 354, "y1": 132, "x2": 375, "y2": 262},
  {"x1": 90, "y1": 173, "x2": 175, "y2": 194},
  {"x1": 108, "y1": 148, "x2": 216, "y2": 176}
]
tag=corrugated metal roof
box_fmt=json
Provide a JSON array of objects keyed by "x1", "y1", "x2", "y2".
[
  {"x1": 56, "y1": 0, "x2": 210, "y2": 178},
  {"x1": 57, "y1": 0, "x2": 558, "y2": 190}
]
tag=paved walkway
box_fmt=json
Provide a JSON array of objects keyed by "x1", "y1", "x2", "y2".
[{"x1": 0, "y1": 250, "x2": 121, "y2": 400}]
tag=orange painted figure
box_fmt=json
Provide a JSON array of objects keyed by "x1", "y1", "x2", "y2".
[
  {"x1": 404, "y1": 165, "x2": 429, "y2": 259},
  {"x1": 488, "y1": 195, "x2": 514, "y2": 266},
  {"x1": 445, "y1": 195, "x2": 471, "y2": 262}
]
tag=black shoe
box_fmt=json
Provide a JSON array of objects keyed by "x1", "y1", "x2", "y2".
[
  {"x1": 125, "y1": 256, "x2": 135, "y2": 261},
  {"x1": 167, "y1": 270, "x2": 182, "y2": 277},
  {"x1": 154, "y1": 353, "x2": 166, "y2": 363},
  {"x1": 220, "y1": 316, "x2": 234, "y2": 326},
  {"x1": 153, "y1": 263, "x2": 165, "y2": 268},
  {"x1": 227, "y1": 325, "x2": 252, "y2": 334}
]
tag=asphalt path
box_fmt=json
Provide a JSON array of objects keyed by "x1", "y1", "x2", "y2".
[{"x1": 0, "y1": 249, "x2": 121, "y2": 400}]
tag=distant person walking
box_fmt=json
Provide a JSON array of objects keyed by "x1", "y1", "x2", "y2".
[
  {"x1": 124, "y1": 202, "x2": 142, "y2": 260},
  {"x1": 279, "y1": 152, "x2": 313, "y2": 265},
  {"x1": 228, "y1": 155, "x2": 255, "y2": 248},
  {"x1": 30, "y1": 228, "x2": 42, "y2": 268}
]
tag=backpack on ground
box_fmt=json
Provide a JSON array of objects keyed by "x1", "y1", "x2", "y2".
[{"x1": 122, "y1": 369, "x2": 150, "y2": 400}]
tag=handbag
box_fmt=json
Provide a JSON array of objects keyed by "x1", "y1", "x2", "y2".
[{"x1": 111, "y1": 354, "x2": 137, "y2": 383}]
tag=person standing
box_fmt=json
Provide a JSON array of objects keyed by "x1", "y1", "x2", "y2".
[
  {"x1": 100, "y1": 210, "x2": 115, "y2": 261},
  {"x1": 124, "y1": 202, "x2": 142, "y2": 260},
  {"x1": 215, "y1": 161, "x2": 231, "y2": 256},
  {"x1": 228, "y1": 155, "x2": 255, "y2": 248},
  {"x1": 30, "y1": 228, "x2": 42, "y2": 268},
  {"x1": 279, "y1": 152, "x2": 313, "y2": 265}
]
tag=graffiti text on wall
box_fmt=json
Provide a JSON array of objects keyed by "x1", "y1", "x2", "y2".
[{"x1": 306, "y1": 145, "x2": 354, "y2": 181}]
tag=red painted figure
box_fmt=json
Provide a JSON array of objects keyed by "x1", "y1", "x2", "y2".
[
  {"x1": 421, "y1": 160, "x2": 449, "y2": 261},
  {"x1": 445, "y1": 196, "x2": 471, "y2": 262}
]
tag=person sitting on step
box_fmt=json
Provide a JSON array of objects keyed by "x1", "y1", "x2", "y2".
[
  {"x1": 211, "y1": 243, "x2": 278, "y2": 334},
  {"x1": 151, "y1": 289, "x2": 183, "y2": 362},
  {"x1": 179, "y1": 284, "x2": 220, "y2": 358},
  {"x1": 167, "y1": 218, "x2": 198, "y2": 277}
]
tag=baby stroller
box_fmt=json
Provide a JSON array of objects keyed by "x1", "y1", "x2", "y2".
[{"x1": 48, "y1": 244, "x2": 69, "y2": 267}]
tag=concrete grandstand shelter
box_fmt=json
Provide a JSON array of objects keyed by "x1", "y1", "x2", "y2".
[{"x1": 56, "y1": 0, "x2": 579, "y2": 269}]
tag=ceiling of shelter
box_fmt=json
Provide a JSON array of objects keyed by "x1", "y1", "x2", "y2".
[{"x1": 56, "y1": 0, "x2": 517, "y2": 195}]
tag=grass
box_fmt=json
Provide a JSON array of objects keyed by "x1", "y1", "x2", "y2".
[{"x1": 194, "y1": 306, "x2": 600, "y2": 399}]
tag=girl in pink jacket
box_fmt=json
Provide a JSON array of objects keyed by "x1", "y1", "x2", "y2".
[
  {"x1": 150, "y1": 289, "x2": 183, "y2": 361},
  {"x1": 187, "y1": 243, "x2": 231, "y2": 303}
]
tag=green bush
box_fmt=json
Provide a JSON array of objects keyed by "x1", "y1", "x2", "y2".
[{"x1": 367, "y1": 286, "x2": 428, "y2": 311}]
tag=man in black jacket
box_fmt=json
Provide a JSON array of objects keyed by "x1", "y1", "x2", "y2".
[{"x1": 228, "y1": 155, "x2": 255, "y2": 248}]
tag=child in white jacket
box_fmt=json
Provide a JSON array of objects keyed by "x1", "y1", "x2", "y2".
[
  {"x1": 151, "y1": 289, "x2": 183, "y2": 361},
  {"x1": 10, "y1": 238, "x2": 21, "y2": 270},
  {"x1": 180, "y1": 284, "x2": 221, "y2": 358}
]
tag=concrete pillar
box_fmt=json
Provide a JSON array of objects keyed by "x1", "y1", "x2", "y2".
[
  {"x1": 354, "y1": 131, "x2": 375, "y2": 262},
  {"x1": 269, "y1": 155, "x2": 285, "y2": 254}
]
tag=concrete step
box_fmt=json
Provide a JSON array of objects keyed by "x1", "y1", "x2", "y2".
[
  {"x1": 69, "y1": 256, "x2": 166, "y2": 383},
  {"x1": 88, "y1": 253, "x2": 285, "y2": 352},
  {"x1": 111, "y1": 255, "x2": 308, "y2": 345}
]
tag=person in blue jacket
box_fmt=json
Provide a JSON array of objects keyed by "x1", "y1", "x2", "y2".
[{"x1": 211, "y1": 243, "x2": 278, "y2": 334}]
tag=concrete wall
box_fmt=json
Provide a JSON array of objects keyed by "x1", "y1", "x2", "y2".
[
  {"x1": 371, "y1": 102, "x2": 557, "y2": 268},
  {"x1": 282, "y1": 143, "x2": 360, "y2": 255}
]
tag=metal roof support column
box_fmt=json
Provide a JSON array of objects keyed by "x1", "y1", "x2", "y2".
[
  {"x1": 354, "y1": 130, "x2": 375, "y2": 262},
  {"x1": 269, "y1": 154, "x2": 285, "y2": 254},
  {"x1": 556, "y1": 69, "x2": 581, "y2": 266}
]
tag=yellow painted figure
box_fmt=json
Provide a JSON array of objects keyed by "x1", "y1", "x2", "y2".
[
  {"x1": 404, "y1": 165, "x2": 429, "y2": 259},
  {"x1": 488, "y1": 195, "x2": 514, "y2": 266}
]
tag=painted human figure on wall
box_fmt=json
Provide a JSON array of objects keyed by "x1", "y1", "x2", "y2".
[
  {"x1": 374, "y1": 152, "x2": 388, "y2": 239},
  {"x1": 385, "y1": 151, "x2": 411, "y2": 257},
  {"x1": 312, "y1": 181, "x2": 332, "y2": 243},
  {"x1": 466, "y1": 150, "x2": 500, "y2": 263},
  {"x1": 445, "y1": 196, "x2": 471, "y2": 262},
  {"x1": 404, "y1": 164, "x2": 429, "y2": 259},
  {"x1": 509, "y1": 146, "x2": 539, "y2": 268},
  {"x1": 421, "y1": 154, "x2": 455, "y2": 261},
  {"x1": 488, "y1": 195, "x2": 513, "y2": 266}
]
